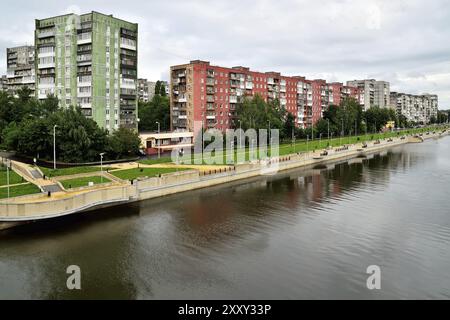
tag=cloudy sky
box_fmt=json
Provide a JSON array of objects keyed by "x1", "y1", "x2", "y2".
[{"x1": 1, "y1": 0, "x2": 449, "y2": 108}]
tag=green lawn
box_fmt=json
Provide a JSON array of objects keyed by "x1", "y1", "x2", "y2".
[
  {"x1": 0, "y1": 168, "x2": 25, "y2": 186},
  {"x1": 60, "y1": 176, "x2": 112, "y2": 189},
  {"x1": 0, "y1": 183, "x2": 41, "y2": 199},
  {"x1": 40, "y1": 166, "x2": 103, "y2": 178},
  {"x1": 138, "y1": 157, "x2": 173, "y2": 165},
  {"x1": 185, "y1": 126, "x2": 447, "y2": 164},
  {"x1": 111, "y1": 167, "x2": 188, "y2": 181}
]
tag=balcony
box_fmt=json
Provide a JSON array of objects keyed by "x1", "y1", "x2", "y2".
[
  {"x1": 38, "y1": 51, "x2": 55, "y2": 58},
  {"x1": 206, "y1": 78, "x2": 215, "y2": 86},
  {"x1": 178, "y1": 115, "x2": 188, "y2": 120},
  {"x1": 178, "y1": 96, "x2": 187, "y2": 103},
  {"x1": 77, "y1": 80, "x2": 92, "y2": 87},
  {"x1": 77, "y1": 91, "x2": 92, "y2": 98},
  {"x1": 79, "y1": 102, "x2": 92, "y2": 109},
  {"x1": 38, "y1": 62, "x2": 55, "y2": 69},
  {"x1": 229, "y1": 96, "x2": 238, "y2": 104},
  {"x1": 38, "y1": 29, "x2": 56, "y2": 39},
  {"x1": 245, "y1": 82, "x2": 253, "y2": 90},
  {"x1": 280, "y1": 86, "x2": 286, "y2": 93},
  {"x1": 121, "y1": 80, "x2": 136, "y2": 90},
  {"x1": 22, "y1": 76, "x2": 35, "y2": 84},
  {"x1": 38, "y1": 82, "x2": 55, "y2": 89},
  {"x1": 77, "y1": 33, "x2": 92, "y2": 45},
  {"x1": 120, "y1": 38, "x2": 136, "y2": 51},
  {"x1": 206, "y1": 115, "x2": 216, "y2": 120},
  {"x1": 206, "y1": 95, "x2": 215, "y2": 103}
]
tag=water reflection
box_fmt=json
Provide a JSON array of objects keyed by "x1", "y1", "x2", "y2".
[{"x1": 1, "y1": 138, "x2": 450, "y2": 299}]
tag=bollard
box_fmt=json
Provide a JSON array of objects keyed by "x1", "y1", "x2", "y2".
[{"x1": 47, "y1": 191, "x2": 51, "y2": 197}]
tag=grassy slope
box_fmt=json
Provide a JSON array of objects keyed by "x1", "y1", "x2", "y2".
[
  {"x1": 0, "y1": 183, "x2": 41, "y2": 199},
  {"x1": 60, "y1": 176, "x2": 112, "y2": 189},
  {"x1": 111, "y1": 167, "x2": 187, "y2": 181}
]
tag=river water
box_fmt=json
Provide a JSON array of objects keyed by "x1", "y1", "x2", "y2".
[{"x1": 1, "y1": 136, "x2": 450, "y2": 299}]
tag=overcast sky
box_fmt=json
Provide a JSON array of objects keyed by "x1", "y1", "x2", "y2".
[{"x1": 1, "y1": 0, "x2": 449, "y2": 108}]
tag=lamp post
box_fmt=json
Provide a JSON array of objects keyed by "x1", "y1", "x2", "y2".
[
  {"x1": 53, "y1": 125, "x2": 58, "y2": 170},
  {"x1": 267, "y1": 120, "x2": 271, "y2": 157},
  {"x1": 100, "y1": 153, "x2": 105, "y2": 183},
  {"x1": 306, "y1": 134, "x2": 309, "y2": 155},
  {"x1": 292, "y1": 127, "x2": 296, "y2": 153},
  {"x1": 327, "y1": 119, "x2": 330, "y2": 142},
  {"x1": 201, "y1": 120, "x2": 204, "y2": 161},
  {"x1": 319, "y1": 133, "x2": 322, "y2": 150},
  {"x1": 156, "y1": 121, "x2": 161, "y2": 159},
  {"x1": 6, "y1": 159, "x2": 11, "y2": 199},
  {"x1": 238, "y1": 120, "x2": 242, "y2": 149}
]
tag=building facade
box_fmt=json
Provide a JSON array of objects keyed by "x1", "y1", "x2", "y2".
[
  {"x1": 390, "y1": 92, "x2": 438, "y2": 124},
  {"x1": 346, "y1": 79, "x2": 390, "y2": 110},
  {"x1": 35, "y1": 11, "x2": 138, "y2": 130},
  {"x1": 170, "y1": 60, "x2": 362, "y2": 133},
  {"x1": 6, "y1": 46, "x2": 35, "y2": 96},
  {"x1": 137, "y1": 78, "x2": 156, "y2": 102},
  {"x1": 0, "y1": 75, "x2": 7, "y2": 91}
]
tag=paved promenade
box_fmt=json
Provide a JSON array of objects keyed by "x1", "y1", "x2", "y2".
[{"x1": 0, "y1": 130, "x2": 447, "y2": 226}]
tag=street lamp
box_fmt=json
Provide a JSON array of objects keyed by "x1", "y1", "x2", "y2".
[
  {"x1": 53, "y1": 125, "x2": 58, "y2": 170},
  {"x1": 156, "y1": 121, "x2": 161, "y2": 159},
  {"x1": 100, "y1": 153, "x2": 105, "y2": 183},
  {"x1": 306, "y1": 134, "x2": 309, "y2": 163},
  {"x1": 238, "y1": 120, "x2": 242, "y2": 149},
  {"x1": 319, "y1": 133, "x2": 323, "y2": 149},
  {"x1": 201, "y1": 120, "x2": 204, "y2": 160},
  {"x1": 6, "y1": 159, "x2": 11, "y2": 199},
  {"x1": 267, "y1": 120, "x2": 271, "y2": 157},
  {"x1": 327, "y1": 119, "x2": 330, "y2": 142}
]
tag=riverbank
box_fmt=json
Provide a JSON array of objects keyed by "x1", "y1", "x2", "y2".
[{"x1": 0, "y1": 130, "x2": 447, "y2": 230}]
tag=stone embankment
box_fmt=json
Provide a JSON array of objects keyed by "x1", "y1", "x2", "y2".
[{"x1": 0, "y1": 131, "x2": 447, "y2": 229}]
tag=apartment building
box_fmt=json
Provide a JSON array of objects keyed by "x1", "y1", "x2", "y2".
[
  {"x1": 390, "y1": 92, "x2": 438, "y2": 124},
  {"x1": 346, "y1": 79, "x2": 390, "y2": 110},
  {"x1": 35, "y1": 11, "x2": 138, "y2": 130},
  {"x1": 5, "y1": 46, "x2": 35, "y2": 96},
  {"x1": 329, "y1": 82, "x2": 361, "y2": 106},
  {"x1": 170, "y1": 60, "x2": 363, "y2": 133},
  {"x1": 0, "y1": 75, "x2": 7, "y2": 91},
  {"x1": 137, "y1": 78, "x2": 156, "y2": 102}
]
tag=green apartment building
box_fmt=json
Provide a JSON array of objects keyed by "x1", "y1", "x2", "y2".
[{"x1": 35, "y1": 11, "x2": 138, "y2": 130}]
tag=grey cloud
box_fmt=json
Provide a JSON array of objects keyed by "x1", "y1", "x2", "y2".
[{"x1": 0, "y1": 0, "x2": 449, "y2": 107}]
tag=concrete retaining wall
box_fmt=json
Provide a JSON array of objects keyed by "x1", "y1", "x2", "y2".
[
  {"x1": 0, "y1": 185, "x2": 134, "y2": 221},
  {"x1": 0, "y1": 131, "x2": 448, "y2": 223}
]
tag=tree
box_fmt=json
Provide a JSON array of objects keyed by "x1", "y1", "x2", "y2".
[
  {"x1": 138, "y1": 95, "x2": 170, "y2": 131},
  {"x1": 236, "y1": 94, "x2": 286, "y2": 132},
  {"x1": 0, "y1": 91, "x2": 141, "y2": 162},
  {"x1": 283, "y1": 113, "x2": 296, "y2": 141},
  {"x1": 108, "y1": 127, "x2": 141, "y2": 159},
  {"x1": 364, "y1": 106, "x2": 396, "y2": 133},
  {"x1": 154, "y1": 80, "x2": 167, "y2": 97}
]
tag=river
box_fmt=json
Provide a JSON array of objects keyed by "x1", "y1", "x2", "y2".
[{"x1": 1, "y1": 136, "x2": 450, "y2": 299}]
